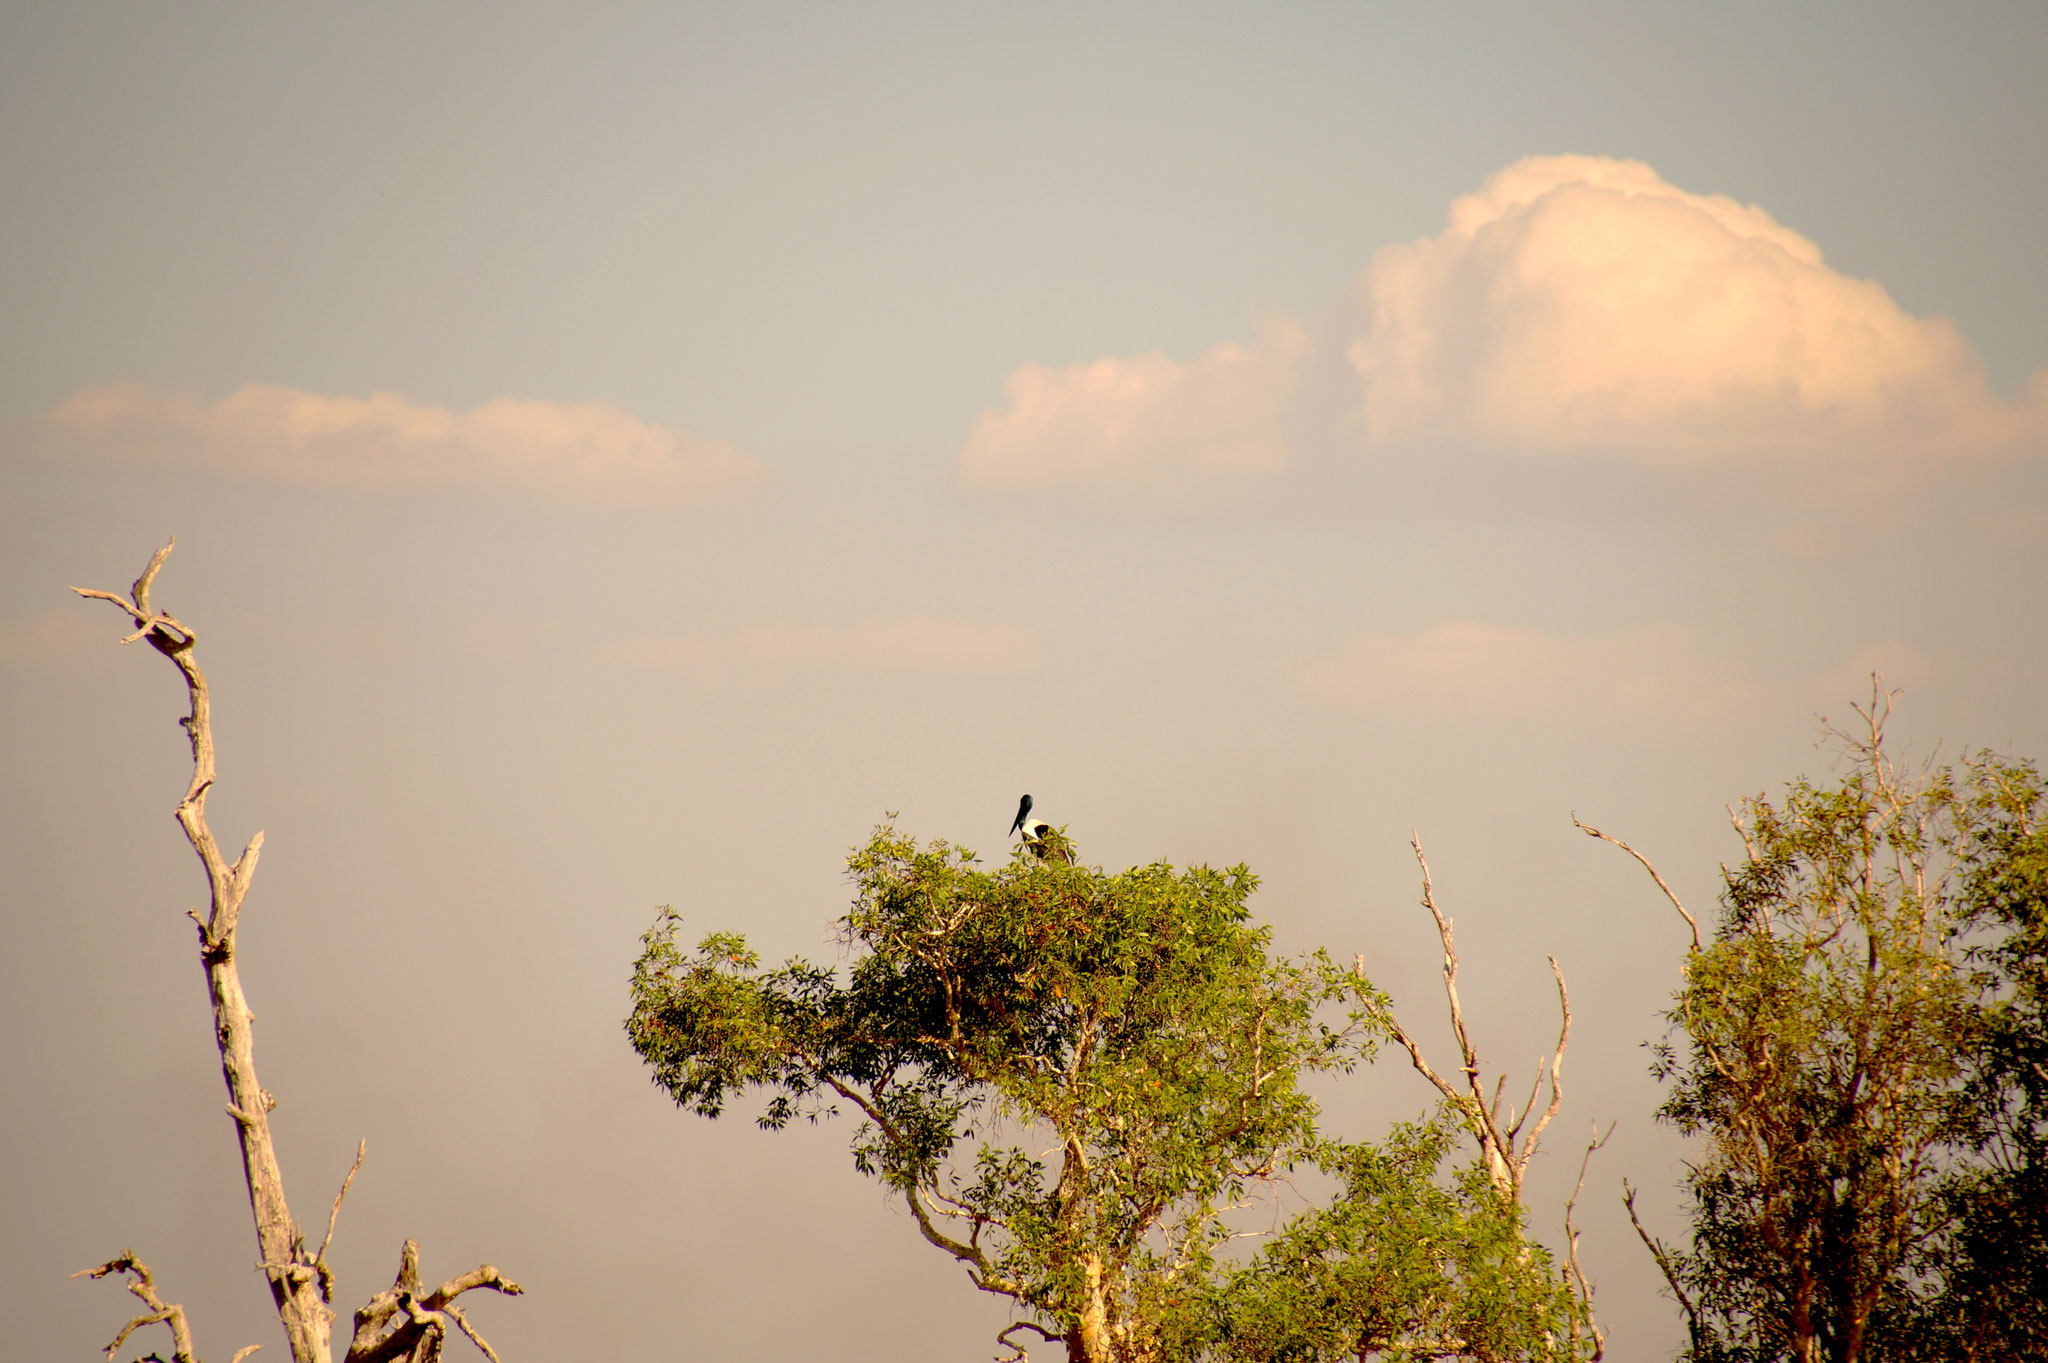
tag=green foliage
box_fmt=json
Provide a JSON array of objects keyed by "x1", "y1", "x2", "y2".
[
  {"x1": 627, "y1": 825, "x2": 1591, "y2": 1363},
  {"x1": 1648, "y1": 706, "x2": 2046, "y2": 1363},
  {"x1": 1937, "y1": 761, "x2": 2048, "y2": 1361},
  {"x1": 1213, "y1": 1121, "x2": 1584, "y2": 1362}
]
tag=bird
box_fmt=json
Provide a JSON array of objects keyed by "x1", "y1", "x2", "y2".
[
  {"x1": 1010, "y1": 793, "x2": 1048, "y2": 841},
  {"x1": 1010, "y1": 793, "x2": 1071, "y2": 864}
]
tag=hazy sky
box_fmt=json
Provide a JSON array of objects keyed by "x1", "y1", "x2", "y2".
[{"x1": 4, "y1": 4, "x2": 2045, "y2": 1360}]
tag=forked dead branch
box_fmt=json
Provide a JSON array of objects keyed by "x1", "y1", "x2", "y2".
[
  {"x1": 1374, "y1": 834, "x2": 1573, "y2": 1204},
  {"x1": 1368, "y1": 833, "x2": 1607, "y2": 1357},
  {"x1": 73, "y1": 541, "x2": 521, "y2": 1363}
]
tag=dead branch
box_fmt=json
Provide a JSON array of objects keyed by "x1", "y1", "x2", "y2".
[
  {"x1": 1564, "y1": 1123, "x2": 1615, "y2": 1361},
  {"x1": 72, "y1": 1253, "x2": 207, "y2": 1363},
  {"x1": 77, "y1": 544, "x2": 518, "y2": 1363},
  {"x1": 1624, "y1": 1178, "x2": 1704, "y2": 1350},
  {"x1": 1573, "y1": 814, "x2": 1700, "y2": 952},
  {"x1": 314, "y1": 1141, "x2": 367, "y2": 1304},
  {"x1": 78, "y1": 541, "x2": 331, "y2": 1362},
  {"x1": 1380, "y1": 834, "x2": 1574, "y2": 1202},
  {"x1": 342, "y1": 1241, "x2": 524, "y2": 1363},
  {"x1": 996, "y1": 1319, "x2": 1062, "y2": 1363}
]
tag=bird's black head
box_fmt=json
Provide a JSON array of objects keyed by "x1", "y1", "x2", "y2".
[{"x1": 1010, "y1": 793, "x2": 1033, "y2": 836}]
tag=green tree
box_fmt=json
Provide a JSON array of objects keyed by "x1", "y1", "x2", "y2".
[
  {"x1": 1937, "y1": 755, "x2": 2048, "y2": 1361},
  {"x1": 626, "y1": 824, "x2": 1588, "y2": 1362},
  {"x1": 1214, "y1": 1121, "x2": 1584, "y2": 1362},
  {"x1": 1608, "y1": 688, "x2": 2045, "y2": 1363}
]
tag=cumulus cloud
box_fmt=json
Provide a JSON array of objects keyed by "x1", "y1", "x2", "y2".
[
  {"x1": 1347, "y1": 155, "x2": 2045, "y2": 457},
  {"x1": 958, "y1": 317, "x2": 1312, "y2": 501},
  {"x1": 34, "y1": 383, "x2": 771, "y2": 505},
  {"x1": 1301, "y1": 621, "x2": 1758, "y2": 722},
  {"x1": 960, "y1": 155, "x2": 2047, "y2": 500},
  {"x1": 610, "y1": 617, "x2": 1037, "y2": 675}
]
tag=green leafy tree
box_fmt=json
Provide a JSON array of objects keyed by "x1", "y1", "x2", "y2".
[
  {"x1": 1606, "y1": 688, "x2": 2045, "y2": 1363},
  {"x1": 1937, "y1": 756, "x2": 2048, "y2": 1361},
  {"x1": 1214, "y1": 1121, "x2": 1584, "y2": 1362},
  {"x1": 626, "y1": 824, "x2": 1590, "y2": 1362}
]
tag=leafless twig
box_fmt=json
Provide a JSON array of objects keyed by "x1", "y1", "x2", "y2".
[
  {"x1": 996, "y1": 1319, "x2": 1062, "y2": 1362},
  {"x1": 313, "y1": 1140, "x2": 366, "y2": 1303},
  {"x1": 1564, "y1": 1122, "x2": 1615, "y2": 1360},
  {"x1": 1573, "y1": 815, "x2": 1699, "y2": 952},
  {"x1": 1624, "y1": 1178, "x2": 1703, "y2": 1349},
  {"x1": 72, "y1": 1253, "x2": 206, "y2": 1363}
]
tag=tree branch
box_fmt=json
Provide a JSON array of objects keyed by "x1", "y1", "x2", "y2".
[
  {"x1": 1564, "y1": 1122, "x2": 1614, "y2": 1361},
  {"x1": 342, "y1": 1241, "x2": 523, "y2": 1363},
  {"x1": 1624, "y1": 1178, "x2": 1703, "y2": 1348},
  {"x1": 314, "y1": 1141, "x2": 366, "y2": 1303},
  {"x1": 72, "y1": 1253, "x2": 201, "y2": 1363},
  {"x1": 997, "y1": 1318, "x2": 1063, "y2": 1363},
  {"x1": 80, "y1": 544, "x2": 519, "y2": 1363},
  {"x1": 1574, "y1": 814, "x2": 1700, "y2": 952},
  {"x1": 78, "y1": 543, "x2": 333, "y2": 1363}
]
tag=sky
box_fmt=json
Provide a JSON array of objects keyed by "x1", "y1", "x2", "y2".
[{"x1": 3, "y1": 3, "x2": 2045, "y2": 1360}]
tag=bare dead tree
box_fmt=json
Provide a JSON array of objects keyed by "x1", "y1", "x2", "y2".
[
  {"x1": 73, "y1": 541, "x2": 521, "y2": 1363},
  {"x1": 1375, "y1": 833, "x2": 1573, "y2": 1204}
]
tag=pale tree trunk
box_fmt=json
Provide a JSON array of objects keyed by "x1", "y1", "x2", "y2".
[{"x1": 74, "y1": 542, "x2": 521, "y2": 1363}]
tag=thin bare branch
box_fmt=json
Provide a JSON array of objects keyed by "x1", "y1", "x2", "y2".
[
  {"x1": 73, "y1": 1253, "x2": 200, "y2": 1363},
  {"x1": 314, "y1": 1141, "x2": 366, "y2": 1303},
  {"x1": 441, "y1": 1304, "x2": 501, "y2": 1363},
  {"x1": 1564, "y1": 1123, "x2": 1615, "y2": 1361},
  {"x1": 1516, "y1": 956, "x2": 1572, "y2": 1156},
  {"x1": 997, "y1": 1319, "x2": 1063, "y2": 1363},
  {"x1": 1624, "y1": 1178, "x2": 1703, "y2": 1344},
  {"x1": 1574, "y1": 814, "x2": 1700, "y2": 951}
]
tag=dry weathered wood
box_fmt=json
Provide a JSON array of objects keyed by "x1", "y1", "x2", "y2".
[
  {"x1": 1573, "y1": 814, "x2": 1700, "y2": 951},
  {"x1": 1626, "y1": 1177, "x2": 1705, "y2": 1352},
  {"x1": 77, "y1": 542, "x2": 518, "y2": 1363},
  {"x1": 1564, "y1": 1122, "x2": 1614, "y2": 1361},
  {"x1": 77, "y1": 542, "x2": 331, "y2": 1362},
  {"x1": 343, "y1": 1241, "x2": 523, "y2": 1363},
  {"x1": 1377, "y1": 834, "x2": 1574, "y2": 1202},
  {"x1": 71, "y1": 1254, "x2": 201, "y2": 1363}
]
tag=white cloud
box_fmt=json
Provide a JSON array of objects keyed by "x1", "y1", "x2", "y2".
[
  {"x1": 959, "y1": 156, "x2": 2048, "y2": 502},
  {"x1": 1346, "y1": 155, "x2": 2046, "y2": 457},
  {"x1": 1301, "y1": 621, "x2": 1758, "y2": 722},
  {"x1": 958, "y1": 317, "x2": 1311, "y2": 502},
  {"x1": 611, "y1": 617, "x2": 1037, "y2": 676},
  {"x1": 35, "y1": 383, "x2": 771, "y2": 505}
]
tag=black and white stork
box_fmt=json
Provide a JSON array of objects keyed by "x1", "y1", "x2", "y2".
[{"x1": 1010, "y1": 793, "x2": 1071, "y2": 864}]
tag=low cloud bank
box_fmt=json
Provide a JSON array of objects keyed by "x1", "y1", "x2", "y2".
[
  {"x1": 35, "y1": 383, "x2": 771, "y2": 506},
  {"x1": 610, "y1": 617, "x2": 1037, "y2": 676}
]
